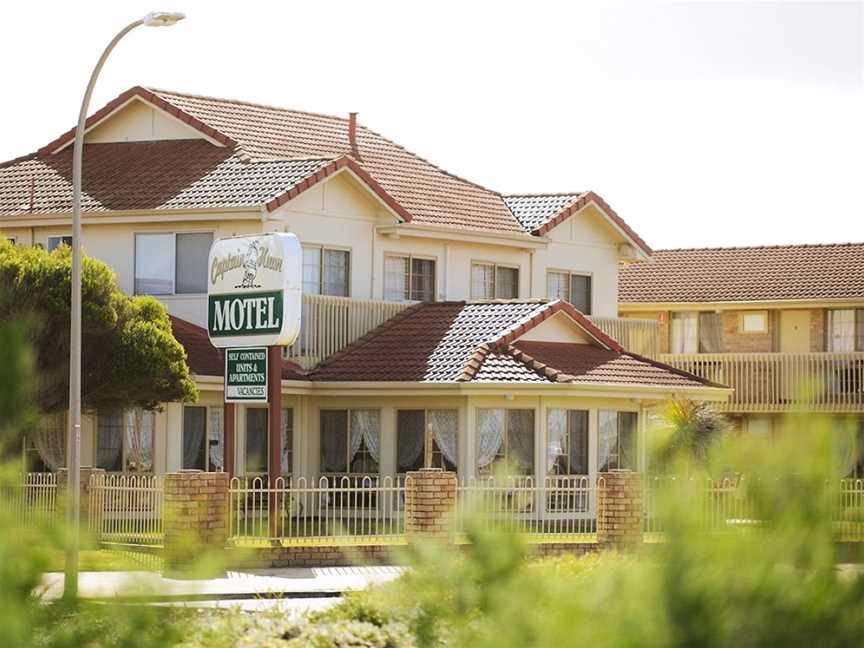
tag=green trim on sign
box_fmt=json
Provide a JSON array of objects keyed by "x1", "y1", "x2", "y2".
[{"x1": 208, "y1": 290, "x2": 283, "y2": 337}]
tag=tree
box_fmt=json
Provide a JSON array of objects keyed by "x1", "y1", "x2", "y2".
[
  {"x1": 653, "y1": 399, "x2": 729, "y2": 473},
  {"x1": 0, "y1": 240, "x2": 197, "y2": 415}
]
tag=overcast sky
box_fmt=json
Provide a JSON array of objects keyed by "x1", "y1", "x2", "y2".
[{"x1": 2, "y1": 1, "x2": 861, "y2": 249}]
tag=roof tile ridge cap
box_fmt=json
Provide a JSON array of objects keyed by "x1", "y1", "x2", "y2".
[
  {"x1": 503, "y1": 191, "x2": 585, "y2": 199},
  {"x1": 311, "y1": 301, "x2": 430, "y2": 372},
  {"x1": 146, "y1": 87, "x2": 354, "y2": 123},
  {"x1": 132, "y1": 86, "x2": 238, "y2": 149},
  {"x1": 623, "y1": 350, "x2": 725, "y2": 388},
  {"x1": 456, "y1": 343, "x2": 492, "y2": 382},
  {"x1": 652, "y1": 241, "x2": 864, "y2": 253},
  {"x1": 505, "y1": 344, "x2": 561, "y2": 382}
]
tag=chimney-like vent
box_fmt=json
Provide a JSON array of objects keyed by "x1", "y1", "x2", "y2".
[{"x1": 348, "y1": 112, "x2": 360, "y2": 158}]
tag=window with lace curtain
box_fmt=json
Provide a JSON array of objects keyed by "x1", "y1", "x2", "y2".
[
  {"x1": 546, "y1": 409, "x2": 589, "y2": 476},
  {"x1": 384, "y1": 255, "x2": 436, "y2": 302},
  {"x1": 546, "y1": 271, "x2": 592, "y2": 314},
  {"x1": 670, "y1": 311, "x2": 722, "y2": 353},
  {"x1": 396, "y1": 409, "x2": 458, "y2": 473},
  {"x1": 320, "y1": 409, "x2": 381, "y2": 480},
  {"x1": 243, "y1": 408, "x2": 293, "y2": 476},
  {"x1": 476, "y1": 409, "x2": 535, "y2": 476},
  {"x1": 470, "y1": 263, "x2": 519, "y2": 299},
  {"x1": 597, "y1": 410, "x2": 637, "y2": 472},
  {"x1": 828, "y1": 309, "x2": 864, "y2": 352},
  {"x1": 95, "y1": 409, "x2": 154, "y2": 473},
  {"x1": 182, "y1": 406, "x2": 225, "y2": 472}
]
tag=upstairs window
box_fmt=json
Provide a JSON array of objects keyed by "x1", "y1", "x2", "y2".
[
  {"x1": 547, "y1": 272, "x2": 592, "y2": 314},
  {"x1": 303, "y1": 246, "x2": 350, "y2": 297},
  {"x1": 828, "y1": 309, "x2": 864, "y2": 352},
  {"x1": 134, "y1": 232, "x2": 213, "y2": 295},
  {"x1": 47, "y1": 235, "x2": 73, "y2": 252},
  {"x1": 670, "y1": 311, "x2": 722, "y2": 353},
  {"x1": 471, "y1": 262, "x2": 519, "y2": 299},
  {"x1": 384, "y1": 255, "x2": 436, "y2": 302}
]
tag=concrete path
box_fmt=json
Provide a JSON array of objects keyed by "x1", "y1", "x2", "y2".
[{"x1": 39, "y1": 566, "x2": 405, "y2": 602}]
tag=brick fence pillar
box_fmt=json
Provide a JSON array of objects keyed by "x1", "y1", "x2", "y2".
[
  {"x1": 58, "y1": 466, "x2": 105, "y2": 532},
  {"x1": 163, "y1": 471, "x2": 229, "y2": 570},
  {"x1": 405, "y1": 468, "x2": 457, "y2": 541},
  {"x1": 597, "y1": 470, "x2": 643, "y2": 551}
]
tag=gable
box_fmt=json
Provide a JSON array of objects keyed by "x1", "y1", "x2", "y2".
[
  {"x1": 84, "y1": 97, "x2": 209, "y2": 145},
  {"x1": 513, "y1": 310, "x2": 594, "y2": 345}
]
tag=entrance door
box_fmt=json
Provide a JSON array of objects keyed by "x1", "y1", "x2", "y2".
[{"x1": 779, "y1": 310, "x2": 810, "y2": 353}]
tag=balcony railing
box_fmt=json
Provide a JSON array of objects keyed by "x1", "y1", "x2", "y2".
[
  {"x1": 658, "y1": 352, "x2": 864, "y2": 412},
  {"x1": 286, "y1": 295, "x2": 661, "y2": 369},
  {"x1": 588, "y1": 316, "x2": 659, "y2": 357}
]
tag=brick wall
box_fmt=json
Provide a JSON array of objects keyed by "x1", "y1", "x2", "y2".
[
  {"x1": 228, "y1": 544, "x2": 395, "y2": 568},
  {"x1": 720, "y1": 310, "x2": 775, "y2": 353},
  {"x1": 597, "y1": 470, "x2": 643, "y2": 550},
  {"x1": 405, "y1": 468, "x2": 457, "y2": 540},
  {"x1": 164, "y1": 471, "x2": 229, "y2": 569}
]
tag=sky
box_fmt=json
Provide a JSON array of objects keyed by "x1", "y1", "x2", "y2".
[{"x1": 1, "y1": 0, "x2": 862, "y2": 250}]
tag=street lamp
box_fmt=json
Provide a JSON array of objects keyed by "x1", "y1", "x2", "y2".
[{"x1": 64, "y1": 10, "x2": 185, "y2": 601}]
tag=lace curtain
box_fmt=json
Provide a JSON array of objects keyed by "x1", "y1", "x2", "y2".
[
  {"x1": 351, "y1": 410, "x2": 381, "y2": 463},
  {"x1": 506, "y1": 410, "x2": 535, "y2": 474},
  {"x1": 209, "y1": 407, "x2": 225, "y2": 471},
  {"x1": 125, "y1": 409, "x2": 154, "y2": 472},
  {"x1": 598, "y1": 410, "x2": 617, "y2": 472},
  {"x1": 31, "y1": 412, "x2": 66, "y2": 470},
  {"x1": 476, "y1": 409, "x2": 504, "y2": 469},
  {"x1": 429, "y1": 409, "x2": 458, "y2": 466},
  {"x1": 397, "y1": 412, "x2": 425, "y2": 470},
  {"x1": 546, "y1": 409, "x2": 567, "y2": 473}
]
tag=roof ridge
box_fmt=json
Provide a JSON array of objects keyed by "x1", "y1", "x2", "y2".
[{"x1": 503, "y1": 191, "x2": 585, "y2": 198}]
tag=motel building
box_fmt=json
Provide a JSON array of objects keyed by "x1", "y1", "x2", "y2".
[{"x1": 0, "y1": 86, "x2": 730, "y2": 508}]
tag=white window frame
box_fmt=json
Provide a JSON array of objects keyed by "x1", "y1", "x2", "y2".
[
  {"x1": 597, "y1": 410, "x2": 638, "y2": 472},
  {"x1": 827, "y1": 309, "x2": 864, "y2": 352},
  {"x1": 383, "y1": 253, "x2": 437, "y2": 302},
  {"x1": 395, "y1": 409, "x2": 458, "y2": 473},
  {"x1": 470, "y1": 261, "x2": 520, "y2": 299},
  {"x1": 302, "y1": 244, "x2": 351, "y2": 297},
  {"x1": 182, "y1": 405, "x2": 225, "y2": 472},
  {"x1": 546, "y1": 269, "x2": 593, "y2": 314},
  {"x1": 475, "y1": 408, "x2": 535, "y2": 477},
  {"x1": 546, "y1": 409, "x2": 590, "y2": 477},
  {"x1": 133, "y1": 230, "x2": 214, "y2": 296},
  {"x1": 47, "y1": 235, "x2": 73, "y2": 252},
  {"x1": 319, "y1": 408, "x2": 381, "y2": 479},
  {"x1": 95, "y1": 409, "x2": 155, "y2": 473}
]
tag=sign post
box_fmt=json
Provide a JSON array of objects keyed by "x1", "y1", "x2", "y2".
[{"x1": 207, "y1": 233, "x2": 302, "y2": 534}]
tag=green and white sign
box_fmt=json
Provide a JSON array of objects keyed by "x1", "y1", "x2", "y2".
[
  {"x1": 225, "y1": 347, "x2": 268, "y2": 403},
  {"x1": 207, "y1": 233, "x2": 302, "y2": 348}
]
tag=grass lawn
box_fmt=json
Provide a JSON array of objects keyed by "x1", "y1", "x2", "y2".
[{"x1": 44, "y1": 549, "x2": 161, "y2": 572}]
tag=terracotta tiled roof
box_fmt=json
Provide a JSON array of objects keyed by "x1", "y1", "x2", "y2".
[
  {"x1": 0, "y1": 140, "x2": 335, "y2": 215},
  {"x1": 504, "y1": 191, "x2": 652, "y2": 255},
  {"x1": 310, "y1": 300, "x2": 716, "y2": 390},
  {"x1": 1, "y1": 86, "x2": 649, "y2": 245},
  {"x1": 619, "y1": 243, "x2": 864, "y2": 304},
  {"x1": 169, "y1": 315, "x2": 304, "y2": 380}
]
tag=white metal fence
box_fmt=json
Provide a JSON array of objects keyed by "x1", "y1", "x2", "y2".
[
  {"x1": 0, "y1": 472, "x2": 58, "y2": 526},
  {"x1": 644, "y1": 476, "x2": 756, "y2": 534},
  {"x1": 455, "y1": 476, "x2": 597, "y2": 539},
  {"x1": 228, "y1": 476, "x2": 406, "y2": 544},
  {"x1": 88, "y1": 474, "x2": 164, "y2": 546}
]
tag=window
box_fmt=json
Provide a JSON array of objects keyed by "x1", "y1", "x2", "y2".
[
  {"x1": 741, "y1": 311, "x2": 768, "y2": 333},
  {"x1": 282, "y1": 408, "x2": 293, "y2": 476},
  {"x1": 96, "y1": 409, "x2": 154, "y2": 472},
  {"x1": 669, "y1": 311, "x2": 722, "y2": 353},
  {"x1": 828, "y1": 309, "x2": 864, "y2": 352},
  {"x1": 182, "y1": 406, "x2": 224, "y2": 471},
  {"x1": 302, "y1": 246, "x2": 350, "y2": 296},
  {"x1": 320, "y1": 409, "x2": 380, "y2": 477},
  {"x1": 471, "y1": 263, "x2": 519, "y2": 299},
  {"x1": 384, "y1": 255, "x2": 436, "y2": 302},
  {"x1": 397, "y1": 409, "x2": 458, "y2": 473},
  {"x1": 47, "y1": 235, "x2": 73, "y2": 252},
  {"x1": 476, "y1": 409, "x2": 534, "y2": 476},
  {"x1": 598, "y1": 411, "x2": 637, "y2": 472},
  {"x1": 546, "y1": 409, "x2": 589, "y2": 476},
  {"x1": 546, "y1": 272, "x2": 592, "y2": 315},
  {"x1": 244, "y1": 408, "x2": 268, "y2": 474},
  {"x1": 134, "y1": 232, "x2": 213, "y2": 295}
]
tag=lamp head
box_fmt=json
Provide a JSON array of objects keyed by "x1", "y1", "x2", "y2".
[{"x1": 143, "y1": 11, "x2": 186, "y2": 27}]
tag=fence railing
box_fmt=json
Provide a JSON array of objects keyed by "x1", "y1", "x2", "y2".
[
  {"x1": 588, "y1": 316, "x2": 660, "y2": 357},
  {"x1": 228, "y1": 476, "x2": 406, "y2": 545},
  {"x1": 644, "y1": 476, "x2": 755, "y2": 534},
  {"x1": 0, "y1": 472, "x2": 58, "y2": 527},
  {"x1": 89, "y1": 474, "x2": 164, "y2": 546},
  {"x1": 658, "y1": 352, "x2": 864, "y2": 412},
  {"x1": 456, "y1": 476, "x2": 597, "y2": 539},
  {"x1": 286, "y1": 294, "x2": 412, "y2": 369}
]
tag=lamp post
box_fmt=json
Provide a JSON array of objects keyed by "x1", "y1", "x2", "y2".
[{"x1": 64, "y1": 10, "x2": 185, "y2": 601}]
